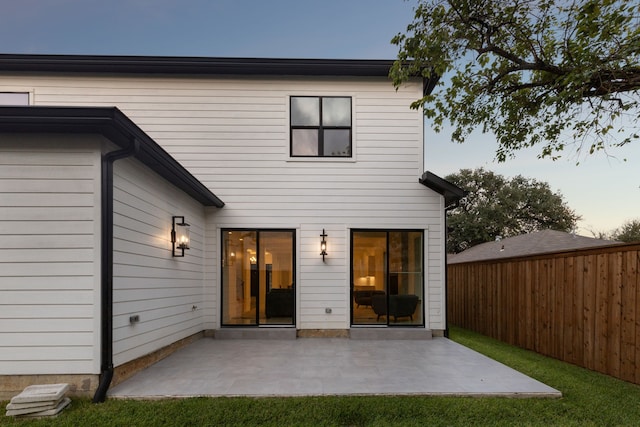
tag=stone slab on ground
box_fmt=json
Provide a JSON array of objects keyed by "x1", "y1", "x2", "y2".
[
  {"x1": 5, "y1": 383, "x2": 70, "y2": 418},
  {"x1": 10, "y1": 398, "x2": 71, "y2": 418},
  {"x1": 9, "y1": 383, "x2": 69, "y2": 404}
]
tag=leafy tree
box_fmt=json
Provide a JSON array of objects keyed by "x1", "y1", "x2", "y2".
[
  {"x1": 390, "y1": 0, "x2": 640, "y2": 161},
  {"x1": 445, "y1": 168, "x2": 580, "y2": 253},
  {"x1": 612, "y1": 219, "x2": 640, "y2": 242}
]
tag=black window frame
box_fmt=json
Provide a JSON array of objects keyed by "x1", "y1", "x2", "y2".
[
  {"x1": 350, "y1": 229, "x2": 425, "y2": 327},
  {"x1": 290, "y1": 95, "x2": 352, "y2": 158}
]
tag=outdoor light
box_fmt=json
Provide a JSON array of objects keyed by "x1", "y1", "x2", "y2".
[
  {"x1": 320, "y1": 229, "x2": 328, "y2": 262},
  {"x1": 171, "y1": 216, "x2": 190, "y2": 257}
]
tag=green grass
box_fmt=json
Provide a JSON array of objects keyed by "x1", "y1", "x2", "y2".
[{"x1": 3, "y1": 327, "x2": 640, "y2": 426}]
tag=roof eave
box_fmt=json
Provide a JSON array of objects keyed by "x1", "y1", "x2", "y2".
[
  {"x1": 0, "y1": 53, "x2": 397, "y2": 77},
  {"x1": 419, "y1": 171, "x2": 467, "y2": 208},
  {"x1": 0, "y1": 106, "x2": 224, "y2": 207}
]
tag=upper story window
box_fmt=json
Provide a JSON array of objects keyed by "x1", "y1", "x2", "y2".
[
  {"x1": 290, "y1": 96, "x2": 352, "y2": 157},
  {"x1": 0, "y1": 92, "x2": 29, "y2": 105}
]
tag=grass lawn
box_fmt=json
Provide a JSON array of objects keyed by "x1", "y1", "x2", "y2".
[{"x1": 3, "y1": 327, "x2": 640, "y2": 426}]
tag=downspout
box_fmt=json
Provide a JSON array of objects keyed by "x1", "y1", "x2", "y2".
[
  {"x1": 443, "y1": 198, "x2": 460, "y2": 339},
  {"x1": 93, "y1": 139, "x2": 139, "y2": 403}
]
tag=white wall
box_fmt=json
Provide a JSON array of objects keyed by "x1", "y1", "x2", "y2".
[
  {"x1": 0, "y1": 134, "x2": 102, "y2": 374},
  {"x1": 112, "y1": 157, "x2": 206, "y2": 366},
  {"x1": 2, "y1": 74, "x2": 446, "y2": 330}
]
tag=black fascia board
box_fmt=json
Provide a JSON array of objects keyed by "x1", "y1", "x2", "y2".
[
  {"x1": 0, "y1": 106, "x2": 224, "y2": 207},
  {"x1": 419, "y1": 171, "x2": 467, "y2": 208},
  {"x1": 0, "y1": 53, "x2": 396, "y2": 76},
  {"x1": 0, "y1": 53, "x2": 437, "y2": 94}
]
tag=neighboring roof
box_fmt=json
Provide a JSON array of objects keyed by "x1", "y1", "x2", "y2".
[
  {"x1": 448, "y1": 229, "x2": 622, "y2": 264},
  {"x1": 0, "y1": 106, "x2": 224, "y2": 207},
  {"x1": 0, "y1": 53, "x2": 439, "y2": 95},
  {"x1": 419, "y1": 171, "x2": 467, "y2": 208}
]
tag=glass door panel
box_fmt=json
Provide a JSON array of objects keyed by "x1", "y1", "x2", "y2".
[
  {"x1": 222, "y1": 230, "x2": 257, "y2": 325},
  {"x1": 352, "y1": 231, "x2": 387, "y2": 325},
  {"x1": 259, "y1": 231, "x2": 294, "y2": 325},
  {"x1": 388, "y1": 231, "x2": 423, "y2": 325},
  {"x1": 351, "y1": 230, "x2": 424, "y2": 326},
  {"x1": 222, "y1": 229, "x2": 295, "y2": 326}
]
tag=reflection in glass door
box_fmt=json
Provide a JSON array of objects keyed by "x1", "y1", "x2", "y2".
[
  {"x1": 222, "y1": 229, "x2": 295, "y2": 326},
  {"x1": 351, "y1": 230, "x2": 424, "y2": 326}
]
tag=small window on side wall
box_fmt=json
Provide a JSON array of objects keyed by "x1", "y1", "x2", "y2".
[
  {"x1": 290, "y1": 96, "x2": 351, "y2": 157},
  {"x1": 0, "y1": 92, "x2": 29, "y2": 106}
]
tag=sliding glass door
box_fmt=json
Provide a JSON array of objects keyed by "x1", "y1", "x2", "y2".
[
  {"x1": 351, "y1": 230, "x2": 424, "y2": 326},
  {"x1": 222, "y1": 229, "x2": 295, "y2": 326}
]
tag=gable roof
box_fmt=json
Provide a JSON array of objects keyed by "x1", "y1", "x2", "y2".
[
  {"x1": 448, "y1": 229, "x2": 622, "y2": 264},
  {"x1": 0, "y1": 53, "x2": 439, "y2": 95},
  {"x1": 419, "y1": 171, "x2": 467, "y2": 209},
  {"x1": 0, "y1": 105, "x2": 224, "y2": 207}
]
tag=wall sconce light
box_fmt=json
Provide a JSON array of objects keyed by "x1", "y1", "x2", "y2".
[
  {"x1": 171, "y1": 216, "x2": 190, "y2": 257},
  {"x1": 320, "y1": 229, "x2": 328, "y2": 262}
]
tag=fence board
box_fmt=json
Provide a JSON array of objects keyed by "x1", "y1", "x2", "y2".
[{"x1": 448, "y1": 243, "x2": 640, "y2": 385}]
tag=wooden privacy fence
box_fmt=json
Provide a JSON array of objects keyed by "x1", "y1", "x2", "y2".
[{"x1": 448, "y1": 243, "x2": 640, "y2": 384}]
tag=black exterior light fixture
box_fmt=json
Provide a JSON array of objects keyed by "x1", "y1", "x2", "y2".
[
  {"x1": 171, "y1": 216, "x2": 190, "y2": 257},
  {"x1": 320, "y1": 229, "x2": 328, "y2": 262}
]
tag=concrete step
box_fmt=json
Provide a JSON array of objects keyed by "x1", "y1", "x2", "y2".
[{"x1": 214, "y1": 328, "x2": 297, "y2": 340}]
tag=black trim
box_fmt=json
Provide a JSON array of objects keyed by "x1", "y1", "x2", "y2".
[
  {"x1": 290, "y1": 96, "x2": 352, "y2": 158},
  {"x1": 0, "y1": 106, "x2": 224, "y2": 207},
  {"x1": 92, "y1": 142, "x2": 139, "y2": 403},
  {"x1": 0, "y1": 53, "x2": 438, "y2": 96},
  {"x1": 350, "y1": 229, "x2": 426, "y2": 327},
  {"x1": 418, "y1": 171, "x2": 467, "y2": 337},
  {"x1": 1, "y1": 53, "x2": 396, "y2": 76},
  {"x1": 220, "y1": 228, "x2": 296, "y2": 327},
  {"x1": 419, "y1": 171, "x2": 467, "y2": 209}
]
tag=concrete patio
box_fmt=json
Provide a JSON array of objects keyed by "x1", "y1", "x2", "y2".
[{"x1": 108, "y1": 337, "x2": 561, "y2": 399}]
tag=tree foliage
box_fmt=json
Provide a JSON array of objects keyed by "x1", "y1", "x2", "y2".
[
  {"x1": 391, "y1": 0, "x2": 640, "y2": 161},
  {"x1": 612, "y1": 219, "x2": 640, "y2": 242},
  {"x1": 445, "y1": 168, "x2": 580, "y2": 253}
]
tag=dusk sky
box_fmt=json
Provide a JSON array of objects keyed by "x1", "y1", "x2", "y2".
[{"x1": 1, "y1": 0, "x2": 638, "y2": 235}]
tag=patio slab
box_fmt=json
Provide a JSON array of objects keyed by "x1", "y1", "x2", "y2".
[{"x1": 108, "y1": 337, "x2": 561, "y2": 399}]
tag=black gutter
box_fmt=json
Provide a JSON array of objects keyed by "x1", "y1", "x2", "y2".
[
  {"x1": 93, "y1": 141, "x2": 139, "y2": 403},
  {"x1": 0, "y1": 106, "x2": 224, "y2": 207},
  {"x1": 0, "y1": 105, "x2": 224, "y2": 401},
  {"x1": 0, "y1": 53, "x2": 398, "y2": 76},
  {"x1": 419, "y1": 171, "x2": 467, "y2": 338},
  {"x1": 0, "y1": 53, "x2": 438, "y2": 101}
]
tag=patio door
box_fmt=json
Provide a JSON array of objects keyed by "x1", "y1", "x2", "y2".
[
  {"x1": 221, "y1": 229, "x2": 295, "y2": 326},
  {"x1": 351, "y1": 230, "x2": 424, "y2": 326}
]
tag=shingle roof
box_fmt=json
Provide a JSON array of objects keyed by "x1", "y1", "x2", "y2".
[{"x1": 448, "y1": 229, "x2": 622, "y2": 264}]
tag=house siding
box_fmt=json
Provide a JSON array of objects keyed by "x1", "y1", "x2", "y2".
[
  {"x1": 112, "y1": 157, "x2": 206, "y2": 366},
  {"x1": 0, "y1": 134, "x2": 102, "y2": 375},
  {"x1": 2, "y1": 74, "x2": 445, "y2": 331}
]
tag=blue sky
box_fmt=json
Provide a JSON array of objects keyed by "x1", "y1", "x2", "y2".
[{"x1": 1, "y1": 0, "x2": 638, "y2": 235}]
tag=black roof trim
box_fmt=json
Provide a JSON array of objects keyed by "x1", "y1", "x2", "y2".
[
  {"x1": 0, "y1": 53, "x2": 397, "y2": 77},
  {"x1": 0, "y1": 53, "x2": 438, "y2": 94},
  {"x1": 0, "y1": 106, "x2": 224, "y2": 207},
  {"x1": 419, "y1": 171, "x2": 467, "y2": 208}
]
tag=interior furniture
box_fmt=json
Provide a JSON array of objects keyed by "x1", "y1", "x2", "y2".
[
  {"x1": 371, "y1": 294, "x2": 419, "y2": 322},
  {"x1": 265, "y1": 288, "x2": 293, "y2": 318},
  {"x1": 353, "y1": 289, "x2": 385, "y2": 308}
]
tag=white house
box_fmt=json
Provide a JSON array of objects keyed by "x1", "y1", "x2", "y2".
[{"x1": 0, "y1": 54, "x2": 465, "y2": 401}]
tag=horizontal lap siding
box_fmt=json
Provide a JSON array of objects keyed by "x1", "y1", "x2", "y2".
[
  {"x1": 0, "y1": 135, "x2": 101, "y2": 374},
  {"x1": 112, "y1": 158, "x2": 206, "y2": 366},
  {"x1": 4, "y1": 75, "x2": 445, "y2": 330}
]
